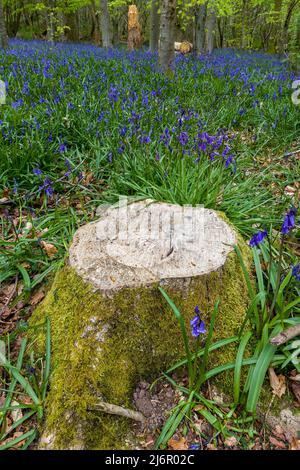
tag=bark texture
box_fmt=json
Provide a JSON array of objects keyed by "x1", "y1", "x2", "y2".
[
  {"x1": 206, "y1": 7, "x2": 216, "y2": 55},
  {"x1": 150, "y1": 0, "x2": 160, "y2": 52},
  {"x1": 100, "y1": 0, "x2": 112, "y2": 48},
  {"x1": 159, "y1": 0, "x2": 177, "y2": 72},
  {"x1": 195, "y1": 2, "x2": 207, "y2": 54},
  {"x1": 0, "y1": 0, "x2": 7, "y2": 48}
]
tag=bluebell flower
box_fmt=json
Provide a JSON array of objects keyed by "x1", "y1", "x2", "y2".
[
  {"x1": 281, "y1": 207, "x2": 297, "y2": 235},
  {"x1": 291, "y1": 264, "x2": 300, "y2": 282},
  {"x1": 39, "y1": 177, "x2": 54, "y2": 197},
  {"x1": 178, "y1": 132, "x2": 189, "y2": 146},
  {"x1": 249, "y1": 230, "x2": 268, "y2": 248},
  {"x1": 189, "y1": 443, "x2": 200, "y2": 450},
  {"x1": 190, "y1": 306, "x2": 206, "y2": 337},
  {"x1": 58, "y1": 143, "x2": 67, "y2": 153},
  {"x1": 33, "y1": 168, "x2": 42, "y2": 176}
]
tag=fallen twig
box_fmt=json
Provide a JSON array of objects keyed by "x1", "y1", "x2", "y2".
[
  {"x1": 270, "y1": 324, "x2": 300, "y2": 346},
  {"x1": 87, "y1": 401, "x2": 146, "y2": 422},
  {"x1": 284, "y1": 149, "x2": 300, "y2": 158}
]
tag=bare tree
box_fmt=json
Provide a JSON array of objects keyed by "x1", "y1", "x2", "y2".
[
  {"x1": 150, "y1": 0, "x2": 160, "y2": 52},
  {"x1": 0, "y1": 0, "x2": 8, "y2": 48},
  {"x1": 195, "y1": 2, "x2": 207, "y2": 54},
  {"x1": 100, "y1": 0, "x2": 112, "y2": 48},
  {"x1": 206, "y1": 7, "x2": 216, "y2": 54},
  {"x1": 279, "y1": 0, "x2": 300, "y2": 54},
  {"x1": 159, "y1": 0, "x2": 177, "y2": 72}
]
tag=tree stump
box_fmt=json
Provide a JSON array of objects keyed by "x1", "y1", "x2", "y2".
[
  {"x1": 128, "y1": 4, "x2": 142, "y2": 51},
  {"x1": 31, "y1": 200, "x2": 251, "y2": 449}
]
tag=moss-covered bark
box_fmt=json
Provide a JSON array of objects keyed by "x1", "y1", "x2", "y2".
[{"x1": 30, "y1": 239, "x2": 251, "y2": 450}]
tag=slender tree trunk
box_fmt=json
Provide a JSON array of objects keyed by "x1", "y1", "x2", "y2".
[
  {"x1": 240, "y1": 0, "x2": 247, "y2": 48},
  {"x1": 150, "y1": 0, "x2": 160, "y2": 52},
  {"x1": 100, "y1": 0, "x2": 112, "y2": 48},
  {"x1": 112, "y1": 17, "x2": 119, "y2": 46},
  {"x1": 47, "y1": 11, "x2": 55, "y2": 44},
  {"x1": 278, "y1": 0, "x2": 300, "y2": 55},
  {"x1": 159, "y1": 0, "x2": 177, "y2": 72},
  {"x1": 0, "y1": 0, "x2": 8, "y2": 48},
  {"x1": 195, "y1": 2, "x2": 207, "y2": 54},
  {"x1": 206, "y1": 7, "x2": 216, "y2": 55},
  {"x1": 91, "y1": 0, "x2": 100, "y2": 44},
  {"x1": 65, "y1": 11, "x2": 79, "y2": 42}
]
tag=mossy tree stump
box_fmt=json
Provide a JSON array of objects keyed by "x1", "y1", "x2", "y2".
[{"x1": 31, "y1": 200, "x2": 251, "y2": 449}]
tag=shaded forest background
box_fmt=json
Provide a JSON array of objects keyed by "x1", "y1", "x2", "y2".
[{"x1": 0, "y1": 1, "x2": 300, "y2": 57}]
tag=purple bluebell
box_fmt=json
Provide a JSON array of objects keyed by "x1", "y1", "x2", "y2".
[
  {"x1": 39, "y1": 177, "x2": 54, "y2": 197},
  {"x1": 249, "y1": 230, "x2": 268, "y2": 248},
  {"x1": 291, "y1": 264, "x2": 300, "y2": 282},
  {"x1": 58, "y1": 143, "x2": 67, "y2": 153},
  {"x1": 281, "y1": 207, "x2": 297, "y2": 235},
  {"x1": 178, "y1": 132, "x2": 189, "y2": 146},
  {"x1": 190, "y1": 306, "x2": 206, "y2": 337}
]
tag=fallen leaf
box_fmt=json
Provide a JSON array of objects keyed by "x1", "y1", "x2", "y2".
[
  {"x1": 40, "y1": 241, "x2": 58, "y2": 258},
  {"x1": 11, "y1": 401, "x2": 23, "y2": 423},
  {"x1": 168, "y1": 437, "x2": 188, "y2": 450},
  {"x1": 206, "y1": 443, "x2": 217, "y2": 450},
  {"x1": 224, "y1": 436, "x2": 238, "y2": 447},
  {"x1": 290, "y1": 381, "x2": 300, "y2": 404},
  {"x1": 30, "y1": 289, "x2": 45, "y2": 306},
  {"x1": 289, "y1": 437, "x2": 300, "y2": 450},
  {"x1": 269, "y1": 367, "x2": 286, "y2": 398},
  {"x1": 269, "y1": 436, "x2": 286, "y2": 449}
]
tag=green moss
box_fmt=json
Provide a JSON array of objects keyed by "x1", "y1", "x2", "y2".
[{"x1": 30, "y1": 236, "x2": 252, "y2": 450}]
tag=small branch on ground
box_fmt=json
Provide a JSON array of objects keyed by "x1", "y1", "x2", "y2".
[
  {"x1": 87, "y1": 401, "x2": 146, "y2": 422},
  {"x1": 270, "y1": 324, "x2": 300, "y2": 346}
]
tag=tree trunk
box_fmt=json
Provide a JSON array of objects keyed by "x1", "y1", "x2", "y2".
[
  {"x1": 159, "y1": 0, "x2": 177, "y2": 72},
  {"x1": 64, "y1": 11, "x2": 79, "y2": 42},
  {"x1": 112, "y1": 17, "x2": 119, "y2": 46},
  {"x1": 91, "y1": 0, "x2": 101, "y2": 45},
  {"x1": 278, "y1": 0, "x2": 300, "y2": 55},
  {"x1": 240, "y1": 0, "x2": 247, "y2": 49},
  {"x1": 100, "y1": 0, "x2": 112, "y2": 48},
  {"x1": 206, "y1": 7, "x2": 216, "y2": 55},
  {"x1": 0, "y1": 0, "x2": 8, "y2": 48},
  {"x1": 195, "y1": 2, "x2": 207, "y2": 54},
  {"x1": 150, "y1": 0, "x2": 160, "y2": 52}
]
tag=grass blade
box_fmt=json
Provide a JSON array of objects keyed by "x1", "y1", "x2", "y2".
[{"x1": 234, "y1": 331, "x2": 252, "y2": 404}]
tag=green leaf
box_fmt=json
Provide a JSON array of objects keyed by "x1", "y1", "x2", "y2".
[
  {"x1": 159, "y1": 287, "x2": 193, "y2": 382},
  {"x1": 246, "y1": 343, "x2": 277, "y2": 413}
]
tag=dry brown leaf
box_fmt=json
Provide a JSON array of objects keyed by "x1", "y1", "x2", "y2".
[
  {"x1": 11, "y1": 401, "x2": 22, "y2": 423},
  {"x1": 290, "y1": 381, "x2": 300, "y2": 404},
  {"x1": 40, "y1": 241, "x2": 58, "y2": 258},
  {"x1": 269, "y1": 367, "x2": 286, "y2": 398},
  {"x1": 168, "y1": 437, "x2": 188, "y2": 450},
  {"x1": 289, "y1": 437, "x2": 300, "y2": 450},
  {"x1": 30, "y1": 289, "x2": 45, "y2": 306},
  {"x1": 206, "y1": 443, "x2": 217, "y2": 450},
  {"x1": 269, "y1": 436, "x2": 286, "y2": 449},
  {"x1": 224, "y1": 436, "x2": 238, "y2": 447},
  {"x1": 11, "y1": 431, "x2": 26, "y2": 448}
]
